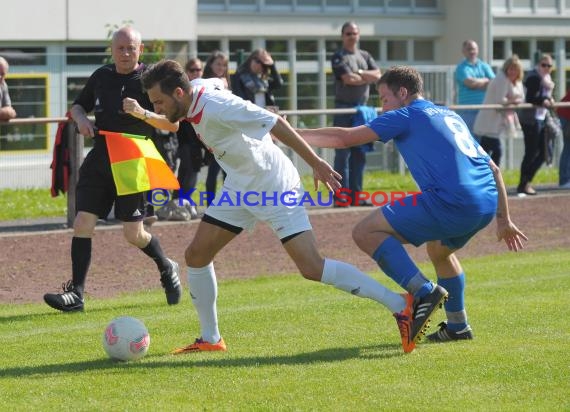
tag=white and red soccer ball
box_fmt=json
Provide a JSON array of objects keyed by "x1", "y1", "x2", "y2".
[{"x1": 102, "y1": 316, "x2": 150, "y2": 361}]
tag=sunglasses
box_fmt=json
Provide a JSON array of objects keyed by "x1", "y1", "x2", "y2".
[
  {"x1": 188, "y1": 67, "x2": 202, "y2": 72},
  {"x1": 541, "y1": 63, "x2": 552, "y2": 68}
]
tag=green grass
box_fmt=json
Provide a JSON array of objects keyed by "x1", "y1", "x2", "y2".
[
  {"x1": 0, "y1": 168, "x2": 559, "y2": 222},
  {"x1": 1, "y1": 250, "x2": 568, "y2": 411}
]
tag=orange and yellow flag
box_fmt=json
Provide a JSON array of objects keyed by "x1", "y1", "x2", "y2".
[{"x1": 100, "y1": 130, "x2": 180, "y2": 196}]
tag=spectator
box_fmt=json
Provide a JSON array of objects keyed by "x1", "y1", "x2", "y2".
[
  {"x1": 142, "y1": 60, "x2": 418, "y2": 354},
  {"x1": 43, "y1": 26, "x2": 182, "y2": 312},
  {"x1": 0, "y1": 56, "x2": 17, "y2": 121},
  {"x1": 517, "y1": 53, "x2": 555, "y2": 196},
  {"x1": 231, "y1": 48, "x2": 283, "y2": 110},
  {"x1": 473, "y1": 55, "x2": 524, "y2": 166},
  {"x1": 203, "y1": 50, "x2": 230, "y2": 89},
  {"x1": 455, "y1": 40, "x2": 495, "y2": 139},
  {"x1": 556, "y1": 89, "x2": 570, "y2": 188},
  {"x1": 203, "y1": 51, "x2": 231, "y2": 204},
  {"x1": 331, "y1": 21, "x2": 381, "y2": 206}
]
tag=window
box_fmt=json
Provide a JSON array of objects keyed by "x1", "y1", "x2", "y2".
[
  {"x1": 66, "y1": 47, "x2": 107, "y2": 65},
  {"x1": 359, "y1": 40, "x2": 381, "y2": 62},
  {"x1": 413, "y1": 40, "x2": 434, "y2": 61},
  {"x1": 415, "y1": 0, "x2": 437, "y2": 8},
  {"x1": 266, "y1": 40, "x2": 288, "y2": 61},
  {"x1": 537, "y1": 0, "x2": 557, "y2": 9},
  {"x1": 325, "y1": 40, "x2": 342, "y2": 61},
  {"x1": 66, "y1": 77, "x2": 94, "y2": 148},
  {"x1": 229, "y1": 40, "x2": 252, "y2": 65},
  {"x1": 0, "y1": 47, "x2": 46, "y2": 66},
  {"x1": 536, "y1": 40, "x2": 555, "y2": 57},
  {"x1": 388, "y1": 0, "x2": 411, "y2": 7},
  {"x1": 387, "y1": 40, "x2": 408, "y2": 61},
  {"x1": 297, "y1": 0, "x2": 321, "y2": 6},
  {"x1": 296, "y1": 73, "x2": 322, "y2": 128},
  {"x1": 493, "y1": 40, "x2": 506, "y2": 60},
  {"x1": 1, "y1": 75, "x2": 48, "y2": 152},
  {"x1": 229, "y1": 0, "x2": 256, "y2": 5},
  {"x1": 198, "y1": 0, "x2": 224, "y2": 5},
  {"x1": 512, "y1": 0, "x2": 532, "y2": 8},
  {"x1": 265, "y1": 0, "x2": 292, "y2": 6},
  {"x1": 273, "y1": 72, "x2": 289, "y2": 111},
  {"x1": 326, "y1": 0, "x2": 351, "y2": 6},
  {"x1": 512, "y1": 40, "x2": 530, "y2": 60},
  {"x1": 360, "y1": 0, "x2": 385, "y2": 7},
  {"x1": 297, "y1": 40, "x2": 319, "y2": 62},
  {"x1": 66, "y1": 77, "x2": 88, "y2": 108},
  {"x1": 197, "y1": 40, "x2": 222, "y2": 62}
]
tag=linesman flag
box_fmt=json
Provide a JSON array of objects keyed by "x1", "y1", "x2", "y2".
[{"x1": 100, "y1": 130, "x2": 180, "y2": 196}]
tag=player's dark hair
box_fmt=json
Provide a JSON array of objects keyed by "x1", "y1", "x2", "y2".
[
  {"x1": 141, "y1": 59, "x2": 190, "y2": 95},
  {"x1": 377, "y1": 66, "x2": 424, "y2": 96}
]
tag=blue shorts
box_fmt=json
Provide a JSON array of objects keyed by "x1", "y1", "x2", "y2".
[{"x1": 381, "y1": 191, "x2": 495, "y2": 249}]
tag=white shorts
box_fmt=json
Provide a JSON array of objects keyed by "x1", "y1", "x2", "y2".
[{"x1": 204, "y1": 183, "x2": 312, "y2": 240}]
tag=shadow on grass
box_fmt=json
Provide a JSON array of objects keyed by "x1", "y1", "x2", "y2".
[
  {"x1": 0, "y1": 344, "x2": 403, "y2": 378},
  {"x1": 0, "y1": 301, "x2": 162, "y2": 323}
]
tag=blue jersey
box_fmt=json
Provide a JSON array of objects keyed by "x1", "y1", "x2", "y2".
[{"x1": 367, "y1": 99, "x2": 497, "y2": 214}]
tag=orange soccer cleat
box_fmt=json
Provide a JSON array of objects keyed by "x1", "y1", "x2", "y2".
[
  {"x1": 393, "y1": 293, "x2": 416, "y2": 353},
  {"x1": 172, "y1": 337, "x2": 227, "y2": 354}
]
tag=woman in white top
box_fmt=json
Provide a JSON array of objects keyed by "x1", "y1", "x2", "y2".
[{"x1": 474, "y1": 55, "x2": 524, "y2": 166}]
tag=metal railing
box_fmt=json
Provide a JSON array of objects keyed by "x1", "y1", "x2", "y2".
[{"x1": 1, "y1": 102, "x2": 569, "y2": 227}]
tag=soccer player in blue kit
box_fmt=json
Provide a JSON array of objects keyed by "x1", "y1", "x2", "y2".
[{"x1": 298, "y1": 66, "x2": 527, "y2": 351}]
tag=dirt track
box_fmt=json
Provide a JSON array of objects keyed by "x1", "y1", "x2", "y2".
[{"x1": 1, "y1": 193, "x2": 568, "y2": 304}]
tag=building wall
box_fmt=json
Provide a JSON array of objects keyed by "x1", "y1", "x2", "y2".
[{"x1": 0, "y1": 0, "x2": 197, "y2": 41}]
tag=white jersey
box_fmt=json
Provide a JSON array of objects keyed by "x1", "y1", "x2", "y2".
[{"x1": 185, "y1": 85, "x2": 300, "y2": 192}]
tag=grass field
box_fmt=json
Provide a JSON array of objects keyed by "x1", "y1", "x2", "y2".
[
  {"x1": 0, "y1": 168, "x2": 559, "y2": 221},
  {"x1": 1, "y1": 250, "x2": 568, "y2": 411}
]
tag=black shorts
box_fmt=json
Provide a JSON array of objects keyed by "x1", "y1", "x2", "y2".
[{"x1": 75, "y1": 141, "x2": 145, "y2": 222}]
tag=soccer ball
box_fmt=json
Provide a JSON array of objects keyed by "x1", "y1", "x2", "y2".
[{"x1": 102, "y1": 316, "x2": 150, "y2": 361}]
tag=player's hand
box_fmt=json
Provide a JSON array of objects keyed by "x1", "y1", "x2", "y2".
[
  {"x1": 496, "y1": 217, "x2": 528, "y2": 252},
  {"x1": 123, "y1": 97, "x2": 144, "y2": 118},
  {"x1": 312, "y1": 158, "x2": 342, "y2": 192}
]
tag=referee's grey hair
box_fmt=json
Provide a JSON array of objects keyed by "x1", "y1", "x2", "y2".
[{"x1": 112, "y1": 26, "x2": 142, "y2": 45}]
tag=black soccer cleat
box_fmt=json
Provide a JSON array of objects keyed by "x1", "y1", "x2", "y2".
[
  {"x1": 426, "y1": 321, "x2": 474, "y2": 342},
  {"x1": 43, "y1": 280, "x2": 84, "y2": 312},
  {"x1": 410, "y1": 284, "x2": 448, "y2": 343},
  {"x1": 160, "y1": 258, "x2": 182, "y2": 305}
]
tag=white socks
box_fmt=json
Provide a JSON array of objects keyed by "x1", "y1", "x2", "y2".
[
  {"x1": 321, "y1": 258, "x2": 405, "y2": 314},
  {"x1": 187, "y1": 263, "x2": 221, "y2": 344},
  {"x1": 188, "y1": 259, "x2": 406, "y2": 343}
]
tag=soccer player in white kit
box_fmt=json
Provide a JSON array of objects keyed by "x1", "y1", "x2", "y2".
[{"x1": 142, "y1": 59, "x2": 418, "y2": 353}]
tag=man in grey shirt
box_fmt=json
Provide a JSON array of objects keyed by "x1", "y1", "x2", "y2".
[
  {"x1": 331, "y1": 21, "x2": 380, "y2": 206},
  {"x1": 0, "y1": 56, "x2": 17, "y2": 121}
]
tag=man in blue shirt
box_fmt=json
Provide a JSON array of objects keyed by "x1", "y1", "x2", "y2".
[
  {"x1": 298, "y1": 66, "x2": 527, "y2": 350},
  {"x1": 455, "y1": 40, "x2": 495, "y2": 139}
]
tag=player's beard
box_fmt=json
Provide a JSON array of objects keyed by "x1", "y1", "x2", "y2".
[{"x1": 168, "y1": 99, "x2": 188, "y2": 123}]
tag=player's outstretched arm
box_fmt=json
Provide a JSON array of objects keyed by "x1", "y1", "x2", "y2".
[
  {"x1": 271, "y1": 116, "x2": 341, "y2": 191},
  {"x1": 489, "y1": 160, "x2": 528, "y2": 251},
  {"x1": 123, "y1": 97, "x2": 179, "y2": 132},
  {"x1": 296, "y1": 125, "x2": 376, "y2": 149}
]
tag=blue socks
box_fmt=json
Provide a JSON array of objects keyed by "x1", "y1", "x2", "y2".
[
  {"x1": 437, "y1": 273, "x2": 468, "y2": 331},
  {"x1": 372, "y1": 236, "x2": 433, "y2": 298}
]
